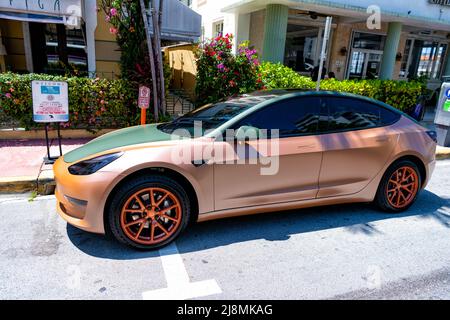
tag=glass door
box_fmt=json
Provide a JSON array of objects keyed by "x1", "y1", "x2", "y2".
[{"x1": 348, "y1": 49, "x2": 383, "y2": 79}]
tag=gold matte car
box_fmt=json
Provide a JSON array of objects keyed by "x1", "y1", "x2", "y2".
[{"x1": 54, "y1": 91, "x2": 437, "y2": 249}]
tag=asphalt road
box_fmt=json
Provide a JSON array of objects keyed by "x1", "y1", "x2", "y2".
[{"x1": 0, "y1": 161, "x2": 449, "y2": 300}]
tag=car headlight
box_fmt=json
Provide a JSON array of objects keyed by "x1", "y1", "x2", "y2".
[{"x1": 68, "y1": 152, "x2": 123, "y2": 175}]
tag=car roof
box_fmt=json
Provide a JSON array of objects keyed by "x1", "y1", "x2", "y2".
[{"x1": 226, "y1": 89, "x2": 404, "y2": 117}]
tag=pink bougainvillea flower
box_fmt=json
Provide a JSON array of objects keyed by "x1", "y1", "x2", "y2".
[
  {"x1": 9, "y1": 88, "x2": 14, "y2": 92},
  {"x1": 105, "y1": 15, "x2": 111, "y2": 22},
  {"x1": 5, "y1": 93, "x2": 12, "y2": 98},
  {"x1": 110, "y1": 8, "x2": 118, "y2": 16},
  {"x1": 109, "y1": 27, "x2": 118, "y2": 35}
]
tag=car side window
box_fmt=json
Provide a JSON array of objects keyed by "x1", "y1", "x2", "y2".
[
  {"x1": 326, "y1": 97, "x2": 382, "y2": 132},
  {"x1": 379, "y1": 107, "x2": 401, "y2": 126},
  {"x1": 235, "y1": 97, "x2": 323, "y2": 137}
]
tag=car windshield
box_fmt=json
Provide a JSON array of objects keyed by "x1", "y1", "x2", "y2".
[
  {"x1": 157, "y1": 101, "x2": 252, "y2": 136},
  {"x1": 157, "y1": 93, "x2": 282, "y2": 136}
]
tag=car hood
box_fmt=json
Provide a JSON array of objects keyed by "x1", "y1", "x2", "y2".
[{"x1": 63, "y1": 124, "x2": 176, "y2": 163}]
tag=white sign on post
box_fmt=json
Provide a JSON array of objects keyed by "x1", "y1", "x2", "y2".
[
  {"x1": 32, "y1": 80, "x2": 69, "y2": 123},
  {"x1": 138, "y1": 85, "x2": 151, "y2": 109}
]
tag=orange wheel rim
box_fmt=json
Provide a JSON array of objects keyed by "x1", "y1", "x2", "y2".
[
  {"x1": 120, "y1": 187, "x2": 182, "y2": 245},
  {"x1": 386, "y1": 166, "x2": 419, "y2": 209}
]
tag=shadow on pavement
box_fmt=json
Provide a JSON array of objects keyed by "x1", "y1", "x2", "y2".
[{"x1": 67, "y1": 189, "x2": 449, "y2": 259}]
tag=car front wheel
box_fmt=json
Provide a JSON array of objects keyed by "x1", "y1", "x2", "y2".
[{"x1": 108, "y1": 174, "x2": 190, "y2": 250}]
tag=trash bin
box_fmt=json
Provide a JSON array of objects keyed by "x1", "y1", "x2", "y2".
[{"x1": 434, "y1": 81, "x2": 450, "y2": 147}]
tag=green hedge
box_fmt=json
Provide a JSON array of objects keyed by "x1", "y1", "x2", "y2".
[
  {"x1": 0, "y1": 73, "x2": 137, "y2": 130},
  {"x1": 258, "y1": 62, "x2": 424, "y2": 112}
]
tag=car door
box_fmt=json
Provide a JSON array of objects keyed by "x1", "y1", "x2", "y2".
[
  {"x1": 212, "y1": 96, "x2": 325, "y2": 211},
  {"x1": 317, "y1": 96, "x2": 399, "y2": 198}
]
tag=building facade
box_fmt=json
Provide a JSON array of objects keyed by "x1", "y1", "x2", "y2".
[
  {"x1": 189, "y1": 0, "x2": 450, "y2": 92},
  {"x1": 0, "y1": 0, "x2": 200, "y2": 78},
  {"x1": 0, "y1": 0, "x2": 122, "y2": 78}
]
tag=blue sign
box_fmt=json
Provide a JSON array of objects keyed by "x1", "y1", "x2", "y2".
[{"x1": 40, "y1": 85, "x2": 60, "y2": 95}]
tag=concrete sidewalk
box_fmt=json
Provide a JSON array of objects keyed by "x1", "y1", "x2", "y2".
[
  {"x1": 0, "y1": 138, "x2": 92, "y2": 194},
  {"x1": 0, "y1": 138, "x2": 450, "y2": 195}
]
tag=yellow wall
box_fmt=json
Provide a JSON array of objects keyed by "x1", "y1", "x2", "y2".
[
  {"x1": 165, "y1": 44, "x2": 197, "y2": 98},
  {"x1": 95, "y1": 4, "x2": 121, "y2": 78},
  {"x1": 0, "y1": 19, "x2": 26, "y2": 72}
]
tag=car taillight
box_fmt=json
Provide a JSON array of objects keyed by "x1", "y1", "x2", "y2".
[{"x1": 426, "y1": 130, "x2": 437, "y2": 143}]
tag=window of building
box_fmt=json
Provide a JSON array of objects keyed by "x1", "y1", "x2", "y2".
[
  {"x1": 347, "y1": 32, "x2": 385, "y2": 80},
  {"x1": 284, "y1": 24, "x2": 320, "y2": 73},
  {"x1": 352, "y1": 32, "x2": 386, "y2": 51},
  {"x1": 29, "y1": 22, "x2": 87, "y2": 75},
  {"x1": 213, "y1": 20, "x2": 224, "y2": 37},
  {"x1": 401, "y1": 39, "x2": 448, "y2": 80},
  {"x1": 399, "y1": 39, "x2": 413, "y2": 79},
  {"x1": 236, "y1": 97, "x2": 323, "y2": 137}
]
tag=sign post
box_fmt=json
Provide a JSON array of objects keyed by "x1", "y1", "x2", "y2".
[
  {"x1": 32, "y1": 80, "x2": 69, "y2": 164},
  {"x1": 316, "y1": 16, "x2": 332, "y2": 91},
  {"x1": 138, "y1": 85, "x2": 151, "y2": 125}
]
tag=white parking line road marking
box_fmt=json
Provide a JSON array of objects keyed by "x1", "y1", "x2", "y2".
[{"x1": 142, "y1": 242, "x2": 222, "y2": 300}]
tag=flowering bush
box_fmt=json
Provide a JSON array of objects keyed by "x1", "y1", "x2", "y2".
[
  {"x1": 195, "y1": 34, "x2": 263, "y2": 105},
  {"x1": 0, "y1": 73, "x2": 137, "y2": 131}
]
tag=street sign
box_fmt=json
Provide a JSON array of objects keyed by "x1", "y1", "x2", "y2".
[
  {"x1": 138, "y1": 85, "x2": 151, "y2": 109},
  {"x1": 32, "y1": 80, "x2": 69, "y2": 123}
]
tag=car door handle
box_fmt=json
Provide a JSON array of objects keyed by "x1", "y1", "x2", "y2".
[
  {"x1": 297, "y1": 144, "x2": 315, "y2": 149},
  {"x1": 376, "y1": 137, "x2": 389, "y2": 142}
]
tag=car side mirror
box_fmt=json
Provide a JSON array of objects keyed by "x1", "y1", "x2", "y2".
[{"x1": 234, "y1": 125, "x2": 260, "y2": 141}]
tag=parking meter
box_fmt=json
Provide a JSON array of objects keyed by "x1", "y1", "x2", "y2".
[{"x1": 434, "y1": 81, "x2": 450, "y2": 147}]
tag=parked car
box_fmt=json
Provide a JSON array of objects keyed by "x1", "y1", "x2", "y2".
[{"x1": 54, "y1": 90, "x2": 437, "y2": 250}]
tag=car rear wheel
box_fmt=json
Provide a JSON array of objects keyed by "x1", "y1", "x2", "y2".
[
  {"x1": 375, "y1": 160, "x2": 421, "y2": 212},
  {"x1": 108, "y1": 175, "x2": 190, "y2": 250}
]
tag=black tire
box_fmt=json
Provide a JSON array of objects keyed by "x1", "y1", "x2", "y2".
[
  {"x1": 108, "y1": 174, "x2": 190, "y2": 250},
  {"x1": 375, "y1": 160, "x2": 422, "y2": 213}
]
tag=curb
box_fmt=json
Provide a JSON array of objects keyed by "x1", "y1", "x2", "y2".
[
  {"x1": 0, "y1": 175, "x2": 55, "y2": 195},
  {"x1": 436, "y1": 147, "x2": 450, "y2": 160},
  {"x1": 1, "y1": 151, "x2": 450, "y2": 195}
]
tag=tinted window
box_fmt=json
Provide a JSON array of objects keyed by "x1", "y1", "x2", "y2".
[
  {"x1": 380, "y1": 107, "x2": 401, "y2": 125},
  {"x1": 326, "y1": 97, "x2": 381, "y2": 131},
  {"x1": 236, "y1": 97, "x2": 322, "y2": 137}
]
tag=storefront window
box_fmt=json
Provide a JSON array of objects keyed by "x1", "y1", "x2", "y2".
[
  {"x1": 347, "y1": 32, "x2": 385, "y2": 79},
  {"x1": 284, "y1": 24, "x2": 319, "y2": 72},
  {"x1": 352, "y1": 32, "x2": 386, "y2": 51},
  {"x1": 403, "y1": 39, "x2": 448, "y2": 80},
  {"x1": 29, "y1": 22, "x2": 87, "y2": 75},
  {"x1": 399, "y1": 39, "x2": 412, "y2": 79}
]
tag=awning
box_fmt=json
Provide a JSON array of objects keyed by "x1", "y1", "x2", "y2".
[
  {"x1": 148, "y1": 0, "x2": 202, "y2": 42},
  {"x1": 0, "y1": 11, "x2": 65, "y2": 24}
]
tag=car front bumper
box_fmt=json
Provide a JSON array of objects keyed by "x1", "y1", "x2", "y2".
[{"x1": 53, "y1": 157, "x2": 121, "y2": 234}]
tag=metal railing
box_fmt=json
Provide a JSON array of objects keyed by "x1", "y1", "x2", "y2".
[{"x1": 165, "y1": 89, "x2": 195, "y2": 116}]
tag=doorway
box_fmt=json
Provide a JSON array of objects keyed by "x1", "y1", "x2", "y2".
[{"x1": 348, "y1": 49, "x2": 383, "y2": 79}]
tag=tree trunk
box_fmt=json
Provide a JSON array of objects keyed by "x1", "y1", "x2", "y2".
[
  {"x1": 139, "y1": 0, "x2": 159, "y2": 122},
  {"x1": 150, "y1": 0, "x2": 166, "y2": 115}
]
